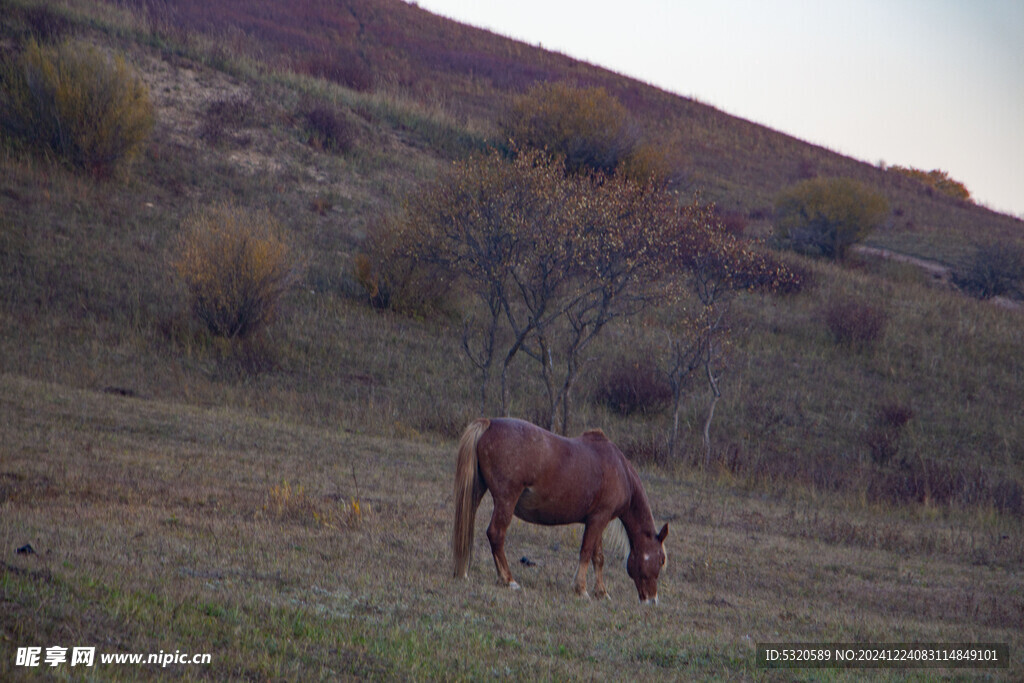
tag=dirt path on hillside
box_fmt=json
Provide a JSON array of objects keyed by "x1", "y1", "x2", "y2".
[
  {"x1": 853, "y1": 245, "x2": 954, "y2": 285},
  {"x1": 851, "y1": 245, "x2": 1023, "y2": 312}
]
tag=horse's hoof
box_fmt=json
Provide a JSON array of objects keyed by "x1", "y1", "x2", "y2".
[
  {"x1": 508, "y1": 580, "x2": 521, "y2": 591},
  {"x1": 577, "y1": 590, "x2": 591, "y2": 601}
]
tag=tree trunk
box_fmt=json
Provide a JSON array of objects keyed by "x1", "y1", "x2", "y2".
[{"x1": 702, "y1": 361, "x2": 721, "y2": 468}]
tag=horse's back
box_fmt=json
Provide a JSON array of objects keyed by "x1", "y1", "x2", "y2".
[
  {"x1": 476, "y1": 418, "x2": 567, "y2": 481},
  {"x1": 475, "y1": 418, "x2": 632, "y2": 524}
]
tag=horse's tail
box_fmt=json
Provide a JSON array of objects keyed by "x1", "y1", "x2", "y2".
[{"x1": 453, "y1": 418, "x2": 489, "y2": 579}]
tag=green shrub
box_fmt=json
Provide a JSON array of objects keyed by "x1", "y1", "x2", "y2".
[
  {"x1": 501, "y1": 82, "x2": 676, "y2": 184},
  {"x1": 774, "y1": 177, "x2": 889, "y2": 260},
  {"x1": 951, "y1": 242, "x2": 1024, "y2": 300},
  {"x1": 172, "y1": 203, "x2": 299, "y2": 340},
  {"x1": 0, "y1": 39, "x2": 154, "y2": 177}
]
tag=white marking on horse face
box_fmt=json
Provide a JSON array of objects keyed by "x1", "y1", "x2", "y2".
[
  {"x1": 640, "y1": 596, "x2": 659, "y2": 606},
  {"x1": 643, "y1": 553, "x2": 650, "y2": 562}
]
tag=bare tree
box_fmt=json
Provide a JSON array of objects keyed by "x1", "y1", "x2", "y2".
[
  {"x1": 370, "y1": 150, "x2": 686, "y2": 431},
  {"x1": 661, "y1": 202, "x2": 791, "y2": 461},
  {"x1": 368, "y1": 154, "x2": 798, "y2": 436}
]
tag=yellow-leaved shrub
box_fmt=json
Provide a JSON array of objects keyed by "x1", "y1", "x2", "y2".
[
  {"x1": 0, "y1": 39, "x2": 154, "y2": 177},
  {"x1": 173, "y1": 203, "x2": 299, "y2": 340}
]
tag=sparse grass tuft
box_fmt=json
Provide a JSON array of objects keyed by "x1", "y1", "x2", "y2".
[{"x1": 265, "y1": 480, "x2": 364, "y2": 529}]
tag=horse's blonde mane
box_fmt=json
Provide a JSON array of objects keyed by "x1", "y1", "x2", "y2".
[
  {"x1": 602, "y1": 519, "x2": 669, "y2": 569},
  {"x1": 602, "y1": 519, "x2": 630, "y2": 562}
]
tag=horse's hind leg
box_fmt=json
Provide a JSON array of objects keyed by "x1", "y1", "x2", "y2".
[
  {"x1": 486, "y1": 494, "x2": 520, "y2": 590},
  {"x1": 463, "y1": 477, "x2": 487, "y2": 574}
]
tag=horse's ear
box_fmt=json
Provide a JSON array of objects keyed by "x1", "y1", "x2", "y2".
[{"x1": 657, "y1": 523, "x2": 668, "y2": 543}]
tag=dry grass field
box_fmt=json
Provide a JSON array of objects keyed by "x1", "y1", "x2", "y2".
[
  {"x1": 2, "y1": 373, "x2": 1020, "y2": 679},
  {"x1": 1, "y1": 0, "x2": 1022, "y2": 679}
]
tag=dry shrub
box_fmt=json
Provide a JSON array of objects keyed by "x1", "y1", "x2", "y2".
[
  {"x1": 296, "y1": 50, "x2": 373, "y2": 92},
  {"x1": 769, "y1": 256, "x2": 814, "y2": 295},
  {"x1": 620, "y1": 434, "x2": 670, "y2": 467},
  {"x1": 353, "y1": 217, "x2": 451, "y2": 316},
  {"x1": 890, "y1": 166, "x2": 971, "y2": 202},
  {"x1": 173, "y1": 202, "x2": 299, "y2": 340},
  {"x1": 868, "y1": 459, "x2": 1023, "y2": 517},
  {"x1": 617, "y1": 141, "x2": 677, "y2": 186},
  {"x1": 864, "y1": 403, "x2": 914, "y2": 466},
  {"x1": 299, "y1": 104, "x2": 355, "y2": 154},
  {"x1": 715, "y1": 208, "x2": 749, "y2": 238},
  {"x1": 712, "y1": 439, "x2": 1022, "y2": 518},
  {"x1": 595, "y1": 358, "x2": 672, "y2": 417},
  {"x1": 199, "y1": 95, "x2": 255, "y2": 147},
  {"x1": 728, "y1": 246, "x2": 809, "y2": 295},
  {"x1": 0, "y1": 39, "x2": 153, "y2": 178},
  {"x1": 823, "y1": 297, "x2": 888, "y2": 350},
  {"x1": 23, "y1": 5, "x2": 74, "y2": 42}
]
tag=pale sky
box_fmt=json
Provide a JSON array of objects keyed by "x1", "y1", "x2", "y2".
[{"x1": 413, "y1": 0, "x2": 1024, "y2": 219}]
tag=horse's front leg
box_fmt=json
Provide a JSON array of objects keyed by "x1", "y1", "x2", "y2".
[
  {"x1": 591, "y1": 534, "x2": 609, "y2": 600},
  {"x1": 573, "y1": 521, "x2": 607, "y2": 599}
]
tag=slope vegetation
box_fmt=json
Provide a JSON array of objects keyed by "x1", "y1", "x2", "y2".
[{"x1": 1, "y1": 0, "x2": 1022, "y2": 677}]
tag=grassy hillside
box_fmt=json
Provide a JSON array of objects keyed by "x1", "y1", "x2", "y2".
[
  {"x1": 125, "y1": 0, "x2": 1024, "y2": 258},
  {"x1": 3, "y1": 375, "x2": 1020, "y2": 678},
  {"x1": 1, "y1": 0, "x2": 1022, "y2": 678}
]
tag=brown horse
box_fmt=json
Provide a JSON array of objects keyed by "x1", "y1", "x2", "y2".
[{"x1": 452, "y1": 418, "x2": 668, "y2": 604}]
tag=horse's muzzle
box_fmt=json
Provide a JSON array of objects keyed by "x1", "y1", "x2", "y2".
[{"x1": 640, "y1": 596, "x2": 659, "y2": 606}]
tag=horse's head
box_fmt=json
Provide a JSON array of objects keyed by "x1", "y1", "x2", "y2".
[{"x1": 626, "y1": 523, "x2": 668, "y2": 605}]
